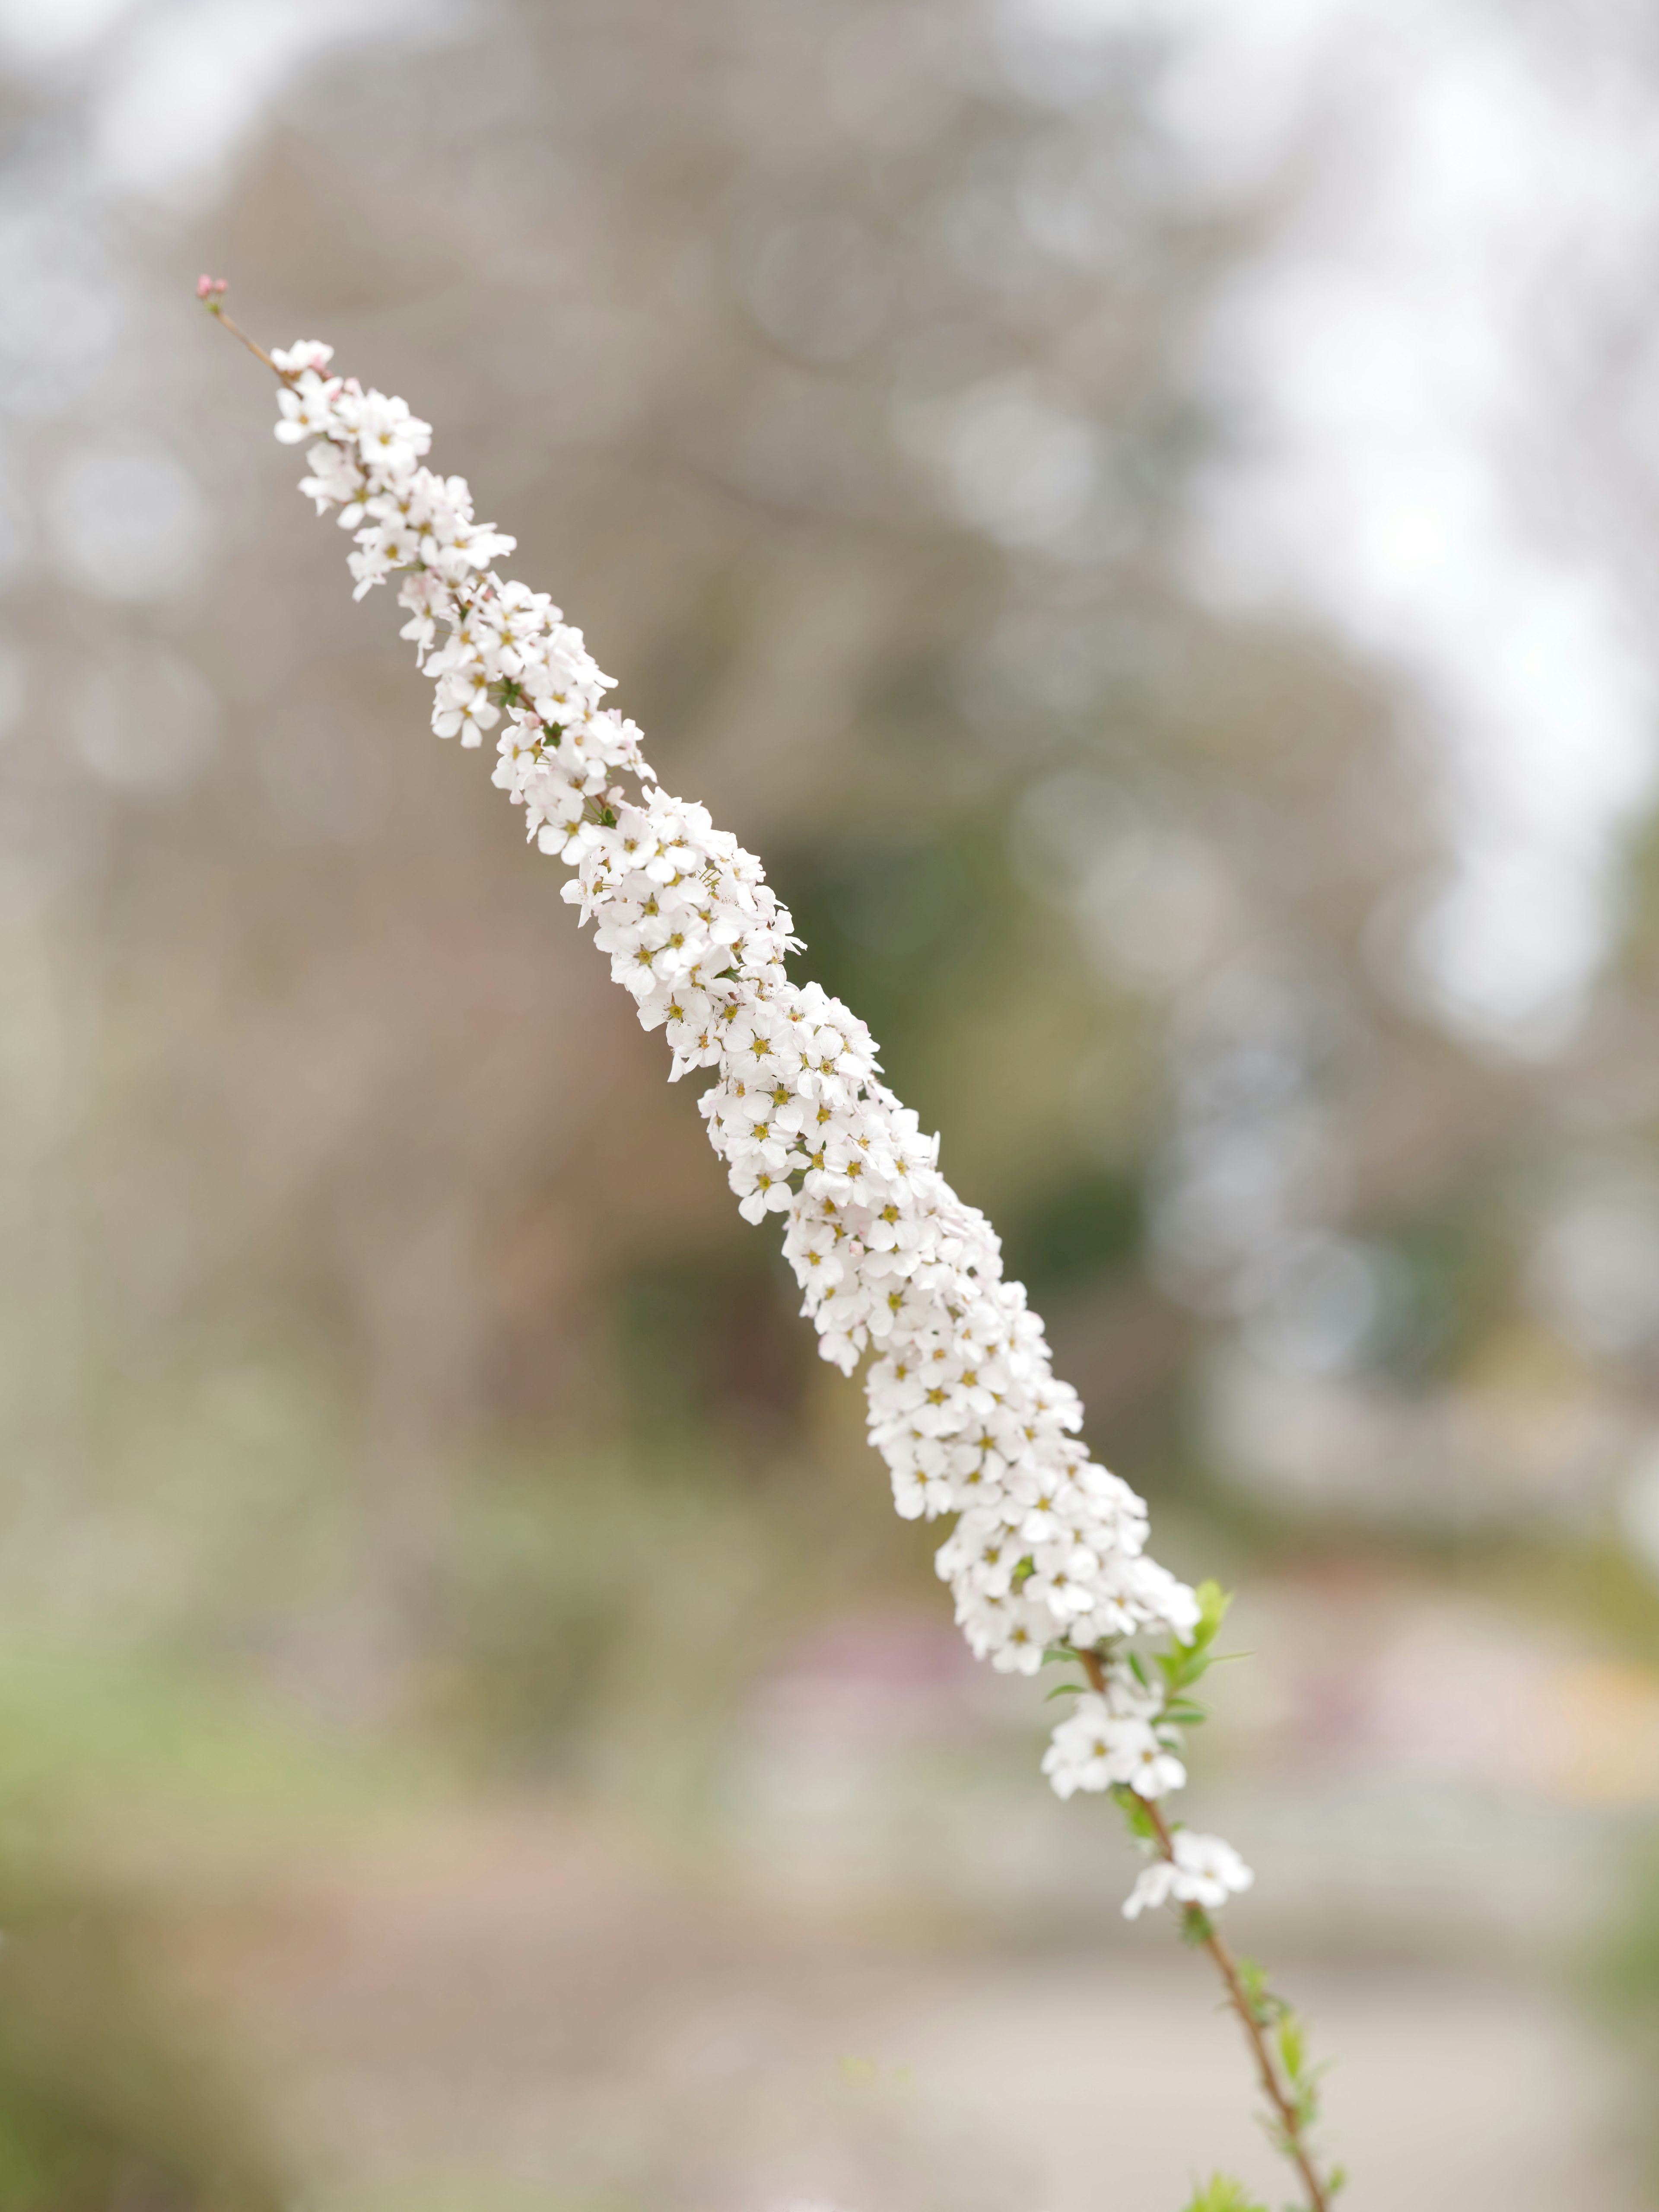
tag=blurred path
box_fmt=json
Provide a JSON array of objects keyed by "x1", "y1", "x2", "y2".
[
  {"x1": 168, "y1": 1800, "x2": 1642, "y2": 2212},
  {"x1": 903, "y1": 1961, "x2": 1632, "y2": 2212}
]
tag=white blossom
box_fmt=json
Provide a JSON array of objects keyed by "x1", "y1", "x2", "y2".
[
  {"x1": 260, "y1": 344, "x2": 1249, "y2": 1916},
  {"x1": 1123, "y1": 1831, "x2": 1255, "y2": 1920},
  {"x1": 1041, "y1": 1667, "x2": 1186, "y2": 1801},
  {"x1": 268, "y1": 339, "x2": 334, "y2": 376}
]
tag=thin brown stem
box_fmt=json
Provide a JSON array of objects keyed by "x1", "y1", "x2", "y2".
[
  {"x1": 1080, "y1": 1649, "x2": 1331, "y2": 2212},
  {"x1": 203, "y1": 298, "x2": 288, "y2": 379}
]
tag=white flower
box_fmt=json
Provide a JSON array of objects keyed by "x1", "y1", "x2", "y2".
[
  {"x1": 1123, "y1": 1831, "x2": 1254, "y2": 1920},
  {"x1": 298, "y1": 441, "x2": 363, "y2": 516},
  {"x1": 274, "y1": 369, "x2": 343, "y2": 445},
  {"x1": 1125, "y1": 1735, "x2": 1187, "y2": 1798},
  {"x1": 1041, "y1": 1693, "x2": 1186, "y2": 1800},
  {"x1": 269, "y1": 339, "x2": 334, "y2": 375},
  {"x1": 350, "y1": 391, "x2": 432, "y2": 479}
]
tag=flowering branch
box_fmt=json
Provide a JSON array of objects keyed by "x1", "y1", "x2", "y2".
[
  {"x1": 1079, "y1": 1636, "x2": 1339, "y2": 2212},
  {"x1": 204, "y1": 286, "x2": 1343, "y2": 2212}
]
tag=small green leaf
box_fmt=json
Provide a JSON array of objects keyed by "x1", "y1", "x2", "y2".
[
  {"x1": 1194, "y1": 1578, "x2": 1232, "y2": 1647},
  {"x1": 1178, "y1": 2174, "x2": 1268, "y2": 2212},
  {"x1": 1180, "y1": 1904, "x2": 1214, "y2": 1946},
  {"x1": 1042, "y1": 1682, "x2": 1086, "y2": 1700},
  {"x1": 1278, "y1": 2016, "x2": 1305, "y2": 2081},
  {"x1": 1111, "y1": 1785, "x2": 1157, "y2": 1840},
  {"x1": 1234, "y1": 1956, "x2": 1281, "y2": 2027}
]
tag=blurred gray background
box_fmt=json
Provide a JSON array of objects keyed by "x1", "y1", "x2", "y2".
[{"x1": 4, "y1": 0, "x2": 1659, "y2": 2206}]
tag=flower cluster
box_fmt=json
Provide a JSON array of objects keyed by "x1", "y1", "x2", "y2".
[
  {"x1": 264, "y1": 338, "x2": 1248, "y2": 1917},
  {"x1": 1042, "y1": 1677, "x2": 1187, "y2": 1802},
  {"x1": 1124, "y1": 1830, "x2": 1255, "y2": 1920}
]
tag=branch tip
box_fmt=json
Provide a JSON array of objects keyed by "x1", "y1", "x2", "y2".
[{"x1": 197, "y1": 278, "x2": 289, "y2": 379}]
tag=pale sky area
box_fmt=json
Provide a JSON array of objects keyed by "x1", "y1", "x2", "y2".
[{"x1": 1004, "y1": 0, "x2": 1659, "y2": 1054}]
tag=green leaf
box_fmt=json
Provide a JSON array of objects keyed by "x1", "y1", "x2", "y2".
[
  {"x1": 1234, "y1": 1955, "x2": 1282, "y2": 2027},
  {"x1": 1193, "y1": 1578, "x2": 1232, "y2": 1649},
  {"x1": 1180, "y1": 1904, "x2": 1214, "y2": 1946},
  {"x1": 1278, "y1": 2016, "x2": 1305, "y2": 2081},
  {"x1": 1111, "y1": 1785, "x2": 1157, "y2": 1840},
  {"x1": 1178, "y1": 2175, "x2": 1269, "y2": 2212},
  {"x1": 1042, "y1": 1682, "x2": 1085, "y2": 1701}
]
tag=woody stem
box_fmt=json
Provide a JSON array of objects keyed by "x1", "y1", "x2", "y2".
[{"x1": 1079, "y1": 1648, "x2": 1331, "y2": 2212}]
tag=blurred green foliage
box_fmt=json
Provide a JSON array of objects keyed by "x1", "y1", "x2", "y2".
[{"x1": 0, "y1": 1868, "x2": 283, "y2": 2212}]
